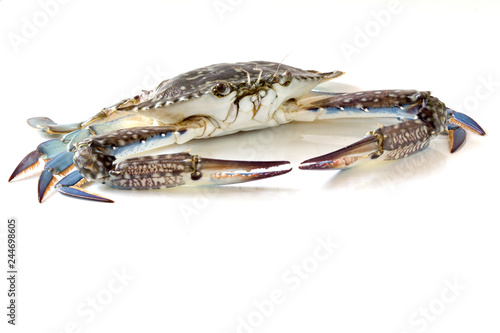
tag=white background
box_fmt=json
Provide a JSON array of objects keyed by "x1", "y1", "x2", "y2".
[{"x1": 1, "y1": 0, "x2": 499, "y2": 332}]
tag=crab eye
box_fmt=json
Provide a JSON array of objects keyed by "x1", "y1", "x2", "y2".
[
  {"x1": 212, "y1": 82, "x2": 232, "y2": 97},
  {"x1": 276, "y1": 70, "x2": 292, "y2": 87}
]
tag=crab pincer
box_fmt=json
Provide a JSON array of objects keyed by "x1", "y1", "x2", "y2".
[
  {"x1": 299, "y1": 91, "x2": 485, "y2": 170},
  {"x1": 55, "y1": 152, "x2": 291, "y2": 202}
]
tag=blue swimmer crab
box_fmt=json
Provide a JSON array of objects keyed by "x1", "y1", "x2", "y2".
[{"x1": 9, "y1": 61, "x2": 485, "y2": 202}]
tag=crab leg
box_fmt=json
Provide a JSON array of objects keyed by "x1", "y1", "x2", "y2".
[
  {"x1": 13, "y1": 115, "x2": 220, "y2": 202},
  {"x1": 73, "y1": 116, "x2": 214, "y2": 172},
  {"x1": 9, "y1": 139, "x2": 68, "y2": 182},
  {"x1": 55, "y1": 153, "x2": 291, "y2": 202},
  {"x1": 55, "y1": 170, "x2": 114, "y2": 203},
  {"x1": 26, "y1": 94, "x2": 149, "y2": 134},
  {"x1": 10, "y1": 114, "x2": 155, "y2": 180},
  {"x1": 62, "y1": 115, "x2": 157, "y2": 150},
  {"x1": 37, "y1": 151, "x2": 75, "y2": 201},
  {"x1": 296, "y1": 90, "x2": 485, "y2": 170},
  {"x1": 293, "y1": 90, "x2": 429, "y2": 122},
  {"x1": 27, "y1": 111, "x2": 108, "y2": 134},
  {"x1": 47, "y1": 116, "x2": 291, "y2": 202},
  {"x1": 28, "y1": 118, "x2": 209, "y2": 202}
]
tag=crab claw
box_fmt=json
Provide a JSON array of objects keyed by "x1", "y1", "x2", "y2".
[
  {"x1": 300, "y1": 115, "x2": 446, "y2": 170},
  {"x1": 193, "y1": 155, "x2": 292, "y2": 186},
  {"x1": 447, "y1": 109, "x2": 485, "y2": 153},
  {"x1": 300, "y1": 96, "x2": 486, "y2": 170},
  {"x1": 106, "y1": 152, "x2": 292, "y2": 191},
  {"x1": 299, "y1": 135, "x2": 381, "y2": 170},
  {"x1": 449, "y1": 110, "x2": 486, "y2": 136},
  {"x1": 54, "y1": 151, "x2": 291, "y2": 202},
  {"x1": 447, "y1": 123, "x2": 467, "y2": 153}
]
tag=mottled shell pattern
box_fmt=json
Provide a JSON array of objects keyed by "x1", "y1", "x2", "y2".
[{"x1": 116, "y1": 61, "x2": 343, "y2": 122}]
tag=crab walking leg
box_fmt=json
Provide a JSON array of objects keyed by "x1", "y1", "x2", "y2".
[
  {"x1": 26, "y1": 92, "x2": 153, "y2": 135},
  {"x1": 10, "y1": 139, "x2": 79, "y2": 202},
  {"x1": 36, "y1": 116, "x2": 207, "y2": 195},
  {"x1": 10, "y1": 115, "x2": 160, "y2": 202},
  {"x1": 27, "y1": 110, "x2": 108, "y2": 134},
  {"x1": 10, "y1": 114, "x2": 155, "y2": 182},
  {"x1": 21, "y1": 116, "x2": 211, "y2": 202},
  {"x1": 37, "y1": 151, "x2": 75, "y2": 201},
  {"x1": 55, "y1": 170, "x2": 114, "y2": 203},
  {"x1": 9, "y1": 139, "x2": 68, "y2": 182},
  {"x1": 62, "y1": 115, "x2": 157, "y2": 149},
  {"x1": 296, "y1": 90, "x2": 485, "y2": 169}
]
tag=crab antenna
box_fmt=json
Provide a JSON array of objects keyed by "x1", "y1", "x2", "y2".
[
  {"x1": 253, "y1": 67, "x2": 263, "y2": 86},
  {"x1": 274, "y1": 60, "x2": 284, "y2": 77},
  {"x1": 274, "y1": 50, "x2": 296, "y2": 77},
  {"x1": 236, "y1": 67, "x2": 252, "y2": 86}
]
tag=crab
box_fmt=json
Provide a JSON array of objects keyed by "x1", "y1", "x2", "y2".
[{"x1": 9, "y1": 61, "x2": 485, "y2": 203}]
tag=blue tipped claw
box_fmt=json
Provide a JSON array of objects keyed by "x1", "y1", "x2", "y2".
[
  {"x1": 299, "y1": 96, "x2": 486, "y2": 171},
  {"x1": 55, "y1": 170, "x2": 114, "y2": 203},
  {"x1": 447, "y1": 124, "x2": 467, "y2": 153},
  {"x1": 9, "y1": 139, "x2": 74, "y2": 202},
  {"x1": 9, "y1": 150, "x2": 41, "y2": 182},
  {"x1": 446, "y1": 109, "x2": 485, "y2": 154},
  {"x1": 449, "y1": 110, "x2": 486, "y2": 136},
  {"x1": 37, "y1": 151, "x2": 74, "y2": 203},
  {"x1": 9, "y1": 139, "x2": 67, "y2": 182}
]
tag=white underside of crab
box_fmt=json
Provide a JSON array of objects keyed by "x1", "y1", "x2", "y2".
[{"x1": 118, "y1": 78, "x2": 323, "y2": 140}]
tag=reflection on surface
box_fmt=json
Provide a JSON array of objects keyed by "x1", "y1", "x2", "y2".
[{"x1": 321, "y1": 146, "x2": 447, "y2": 191}]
